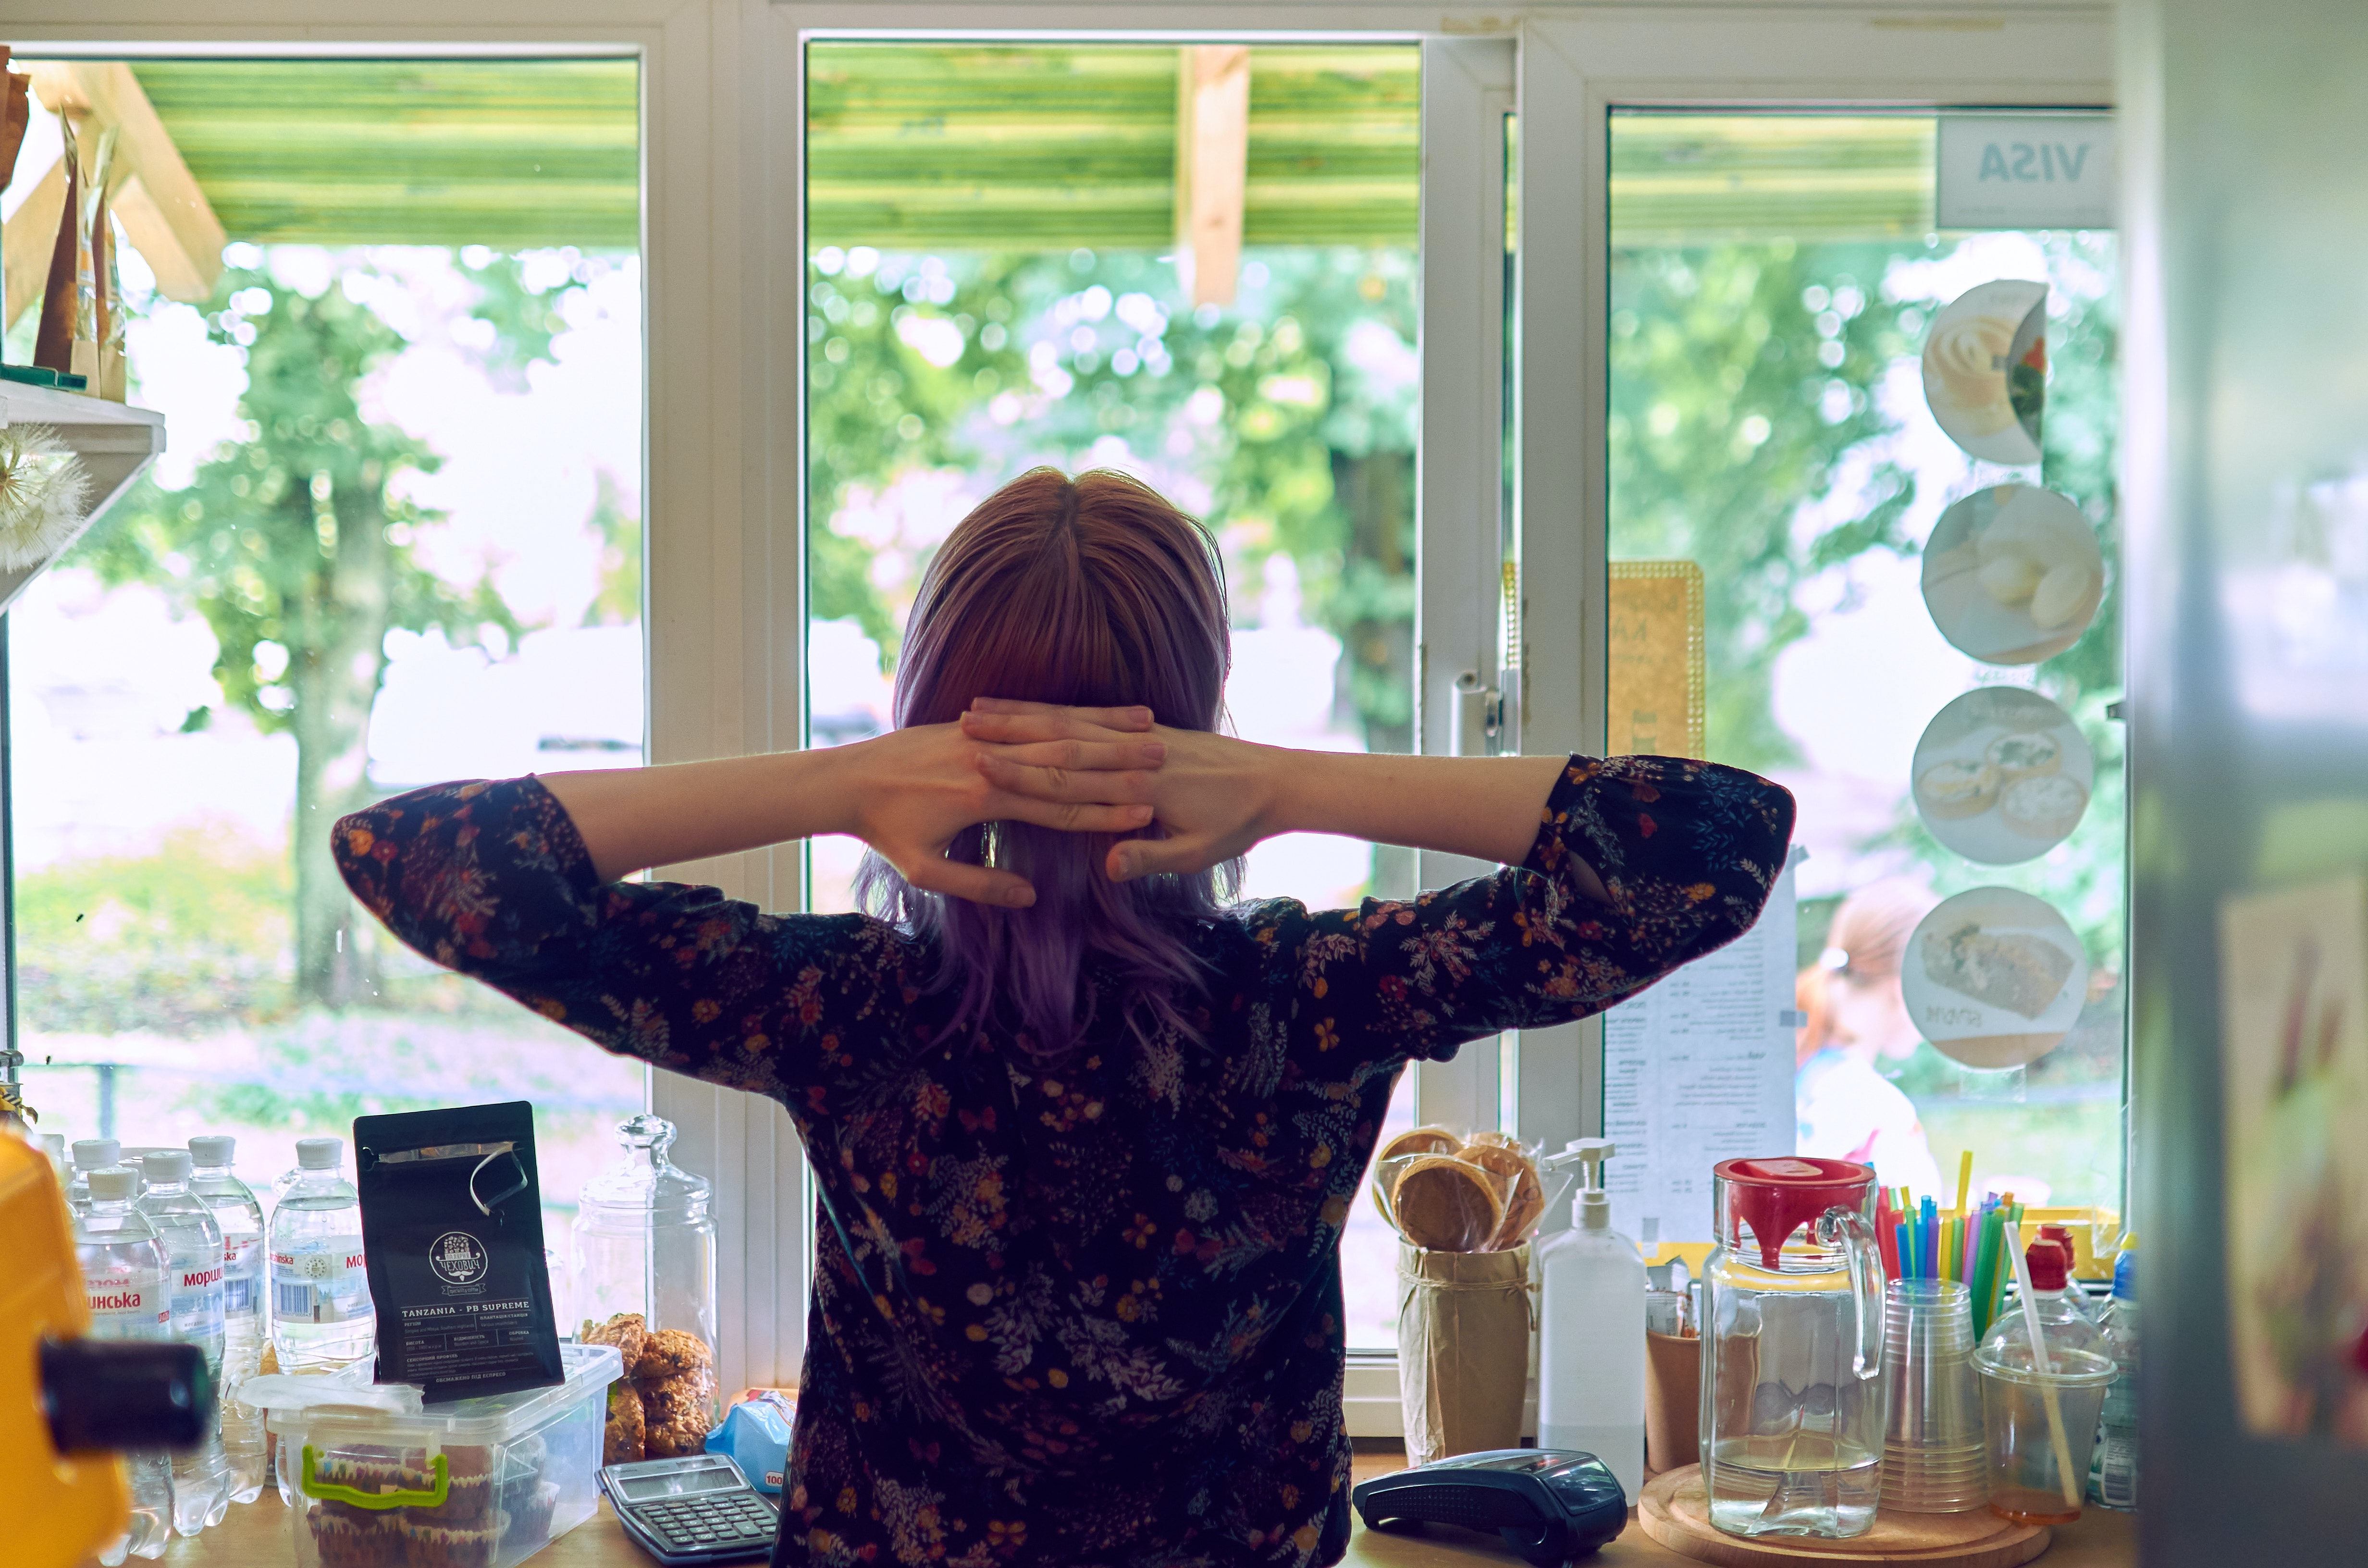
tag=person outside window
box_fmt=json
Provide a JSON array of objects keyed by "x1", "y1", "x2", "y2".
[{"x1": 1794, "y1": 877, "x2": 1946, "y2": 1200}]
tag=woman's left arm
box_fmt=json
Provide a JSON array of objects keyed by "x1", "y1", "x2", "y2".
[{"x1": 964, "y1": 704, "x2": 1796, "y2": 1057}]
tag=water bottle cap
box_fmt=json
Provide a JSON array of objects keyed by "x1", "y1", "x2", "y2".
[
  {"x1": 40, "y1": 1133, "x2": 65, "y2": 1161},
  {"x1": 88, "y1": 1167, "x2": 139, "y2": 1201},
  {"x1": 296, "y1": 1137, "x2": 344, "y2": 1170},
  {"x1": 188, "y1": 1135, "x2": 237, "y2": 1167},
  {"x1": 141, "y1": 1150, "x2": 193, "y2": 1184},
  {"x1": 73, "y1": 1139, "x2": 121, "y2": 1171}
]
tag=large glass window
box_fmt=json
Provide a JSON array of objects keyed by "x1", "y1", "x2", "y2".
[
  {"x1": 1606, "y1": 111, "x2": 2123, "y2": 1220},
  {"x1": 803, "y1": 43, "x2": 1424, "y2": 1347},
  {"x1": 3, "y1": 59, "x2": 647, "y2": 1252}
]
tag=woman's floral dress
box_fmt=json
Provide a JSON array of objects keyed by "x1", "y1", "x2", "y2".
[{"x1": 335, "y1": 754, "x2": 1793, "y2": 1568}]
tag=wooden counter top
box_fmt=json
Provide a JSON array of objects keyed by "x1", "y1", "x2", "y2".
[{"x1": 148, "y1": 1457, "x2": 2138, "y2": 1568}]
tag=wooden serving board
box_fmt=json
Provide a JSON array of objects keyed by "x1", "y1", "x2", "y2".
[{"x1": 1639, "y1": 1467, "x2": 2052, "y2": 1568}]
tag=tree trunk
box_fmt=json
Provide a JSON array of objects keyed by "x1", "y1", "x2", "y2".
[
  {"x1": 1330, "y1": 448, "x2": 1418, "y2": 901},
  {"x1": 288, "y1": 478, "x2": 393, "y2": 1009}
]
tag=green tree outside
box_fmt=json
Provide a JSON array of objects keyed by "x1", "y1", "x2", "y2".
[{"x1": 82, "y1": 262, "x2": 518, "y2": 1006}]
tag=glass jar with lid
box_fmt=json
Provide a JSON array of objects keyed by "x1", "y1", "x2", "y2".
[{"x1": 572, "y1": 1115, "x2": 718, "y2": 1393}]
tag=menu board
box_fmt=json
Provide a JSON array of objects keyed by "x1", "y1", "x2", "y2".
[{"x1": 1602, "y1": 847, "x2": 1801, "y2": 1244}]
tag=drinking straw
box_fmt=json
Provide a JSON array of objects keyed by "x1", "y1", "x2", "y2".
[
  {"x1": 1971, "y1": 1210, "x2": 2000, "y2": 1337},
  {"x1": 1956, "y1": 1149, "x2": 1975, "y2": 1215},
  {"x1": 1896, "y1": 1221, "x2": 1913, "y2": 1278},
  {"x1": 1876, "y1": 1188, "x2": 1898, "y2": 1278},
  {"x1": 2004, "y1": 1222, "x2": 2083, "y2": 1509}
]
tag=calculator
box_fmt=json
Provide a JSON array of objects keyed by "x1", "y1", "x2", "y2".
[{"x1": 600, "y1": 1453, "x2": 781, "y2": 1565}]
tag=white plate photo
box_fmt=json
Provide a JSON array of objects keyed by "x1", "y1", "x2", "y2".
[
  {"x1": 1910, "y1": 688, "x2": 2095, "y2": 864},
  {"x1": 1902, "y1": 887, "x2": 2089, "y2": 1070},
  {"x1": 1921, "y1": 279, "x2": 2047, "y2": 465},
  {"x1": 1921, "y1": 484, "x2": 2105, "y2": 666}
]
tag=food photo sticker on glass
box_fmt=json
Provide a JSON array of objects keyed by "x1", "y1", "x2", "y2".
[
  {"x1": 1900, "y1": 888, "x2": 2090, "y2": 1071},
  {"x1": 1911, "y1": 688, "x2": 2095, "y2": 864},
  {"x1": 1922, "y1": 279, "x2": 2047, "y2": 465},
  {"x1": 1921, "y1": 485, "x2": 2104, "y2": 666}
]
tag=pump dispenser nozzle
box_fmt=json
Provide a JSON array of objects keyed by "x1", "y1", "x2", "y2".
[{"x1": 1561, "y1": 1138, "x2": 1616, "y2": 1231}]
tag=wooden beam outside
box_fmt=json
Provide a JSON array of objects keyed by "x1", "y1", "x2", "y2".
[
  {"x1": 30, "y1": 61, "x2": 224, "y2": 304},
  {"x1": 2, "y1": 154, "x2": 63, "y2": 330},
  {"x1": 1174, "y1": 45, "x2": 1249, "y2": 308}
]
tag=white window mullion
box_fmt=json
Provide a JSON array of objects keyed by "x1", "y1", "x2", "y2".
[{"x1": 1413, "y1": 34, "x2": 1516, "y2": 1138}]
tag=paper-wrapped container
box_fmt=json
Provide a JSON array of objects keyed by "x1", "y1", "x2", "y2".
[
  {"x1": 1396, "y1": 1242, "x2": 1531, "y2": 1466},
  {"x1": 1644, "y1": 1329, "x2": 1701, "y2": 1475}
]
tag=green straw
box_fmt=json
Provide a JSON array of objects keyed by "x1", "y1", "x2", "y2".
[{"x1": 1970, "y1": 1208, "x2": 2002, "y2": 1340}]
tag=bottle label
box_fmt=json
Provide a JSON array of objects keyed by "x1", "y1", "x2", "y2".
[
  {"x1": 222, "y1": 1236, "x2": 263, "y2": 1316},
  {"x1": 272, "y1": 1237, "x2": 369, "y2": 1323},
  {"x1": 171, "y1": 1259, "x2": 228, "y2": 1340},
  {"x1": 88, "y1": 1266, "x2": 171, "y2": 1334}
]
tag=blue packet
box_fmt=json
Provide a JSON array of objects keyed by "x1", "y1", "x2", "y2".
[{"x1": 704, "y1": 1391, "x2": 794, "y2": 1493}]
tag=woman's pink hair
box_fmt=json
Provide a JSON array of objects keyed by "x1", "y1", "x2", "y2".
[{"x1": 853, "y1": 467, "x2": 1238, "y2": 1060}]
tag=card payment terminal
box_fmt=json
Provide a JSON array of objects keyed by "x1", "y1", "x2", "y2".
[{"x1": 599, "y1": 1453, "x2": 780, "y2": 1565}]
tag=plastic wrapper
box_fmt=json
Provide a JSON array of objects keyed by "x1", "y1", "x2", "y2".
[{"x1": 1369, "y1": 1127, "x2": 1569, "y2": 1253}]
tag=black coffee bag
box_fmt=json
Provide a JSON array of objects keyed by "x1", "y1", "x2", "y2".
[{"x1": 355, "y1": 1101, "x2": 564, "y2": 1402}]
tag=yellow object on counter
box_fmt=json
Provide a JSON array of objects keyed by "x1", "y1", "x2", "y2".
[{"x1": 0, "y1": 1129, "x2": 131, "y2": 1568}]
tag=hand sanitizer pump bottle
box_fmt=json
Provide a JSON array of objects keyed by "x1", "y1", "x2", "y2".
[{"x1": 1537, "y1": 1139, "x2": 1647, "y2": 1500}]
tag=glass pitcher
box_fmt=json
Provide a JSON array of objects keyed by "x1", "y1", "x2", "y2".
[
  {"x1": 1700, "y1": 1157, "x2": 1888, "y2": 1539},
  {"x1": 571, "y1": 1115, "x2": 719, "y2": 1382}
]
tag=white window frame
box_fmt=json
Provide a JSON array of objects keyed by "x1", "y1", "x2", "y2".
[{"x1": 22, "y1": 0, "x2": 2119, "y2": 1424}]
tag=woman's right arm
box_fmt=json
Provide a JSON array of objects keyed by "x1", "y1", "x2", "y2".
[{"x1": 333, "y1": 725, "x2": 1161, "y2": 1107}]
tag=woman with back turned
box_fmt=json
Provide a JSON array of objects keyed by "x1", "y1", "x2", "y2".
[{"x1": 336, "y1": 467, "x2": 1795, "y2": 1568}]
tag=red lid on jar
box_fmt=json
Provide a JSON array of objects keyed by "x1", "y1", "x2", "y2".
[
  {"x1": 2026, "y1": 1238, "x2": 2070, "y2": 1291},
  {"x1": 1713, "y1": 1157, "x2": 1875, "y2": 1270}
]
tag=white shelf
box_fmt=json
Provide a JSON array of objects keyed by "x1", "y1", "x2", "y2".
[{"x1": 0, "y1": 383, "x2": 166, "y2": 617}]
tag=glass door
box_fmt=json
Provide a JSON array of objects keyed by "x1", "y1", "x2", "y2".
[{"x1": 1602, "y1": 110, "x2": 2124, "y2": 1245}]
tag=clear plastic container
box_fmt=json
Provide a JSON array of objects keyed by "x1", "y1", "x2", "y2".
[
  {"x1": 1878, "y1": 1279, "x2": 1986, "y2": 1513},
  {"x1": 1975, "y1": 1237, "x2": 2115, "y2": 1526},
  {"x1": 270, "y1": 1137, "x2": 375, "y2": 1372},
  {"x1": 190, "y1": 1134, "x2": 270, "y2": 1505},
  {"x1": 75, "y1": 1166, "x2": 176, "y2": 1563},
  {"x1": 2088, "y1": 1251, "x2": 2139, "y2": 1510},
  {"x1": 264, "y1": 1342, "x2": 622, "y2": 1568},
  {"x1": 69, "y1": 1138, "x2": 123, "y2": 1213},
  {"x1": 572, "y1": 1115, "x2": 718, "y2": 1392},
  {"x1": 136, "y1": 1150, "x2": 230, "y2": 1535}
]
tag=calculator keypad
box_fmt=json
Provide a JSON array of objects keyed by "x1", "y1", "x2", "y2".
[{"x1": 633, "y1": 1493, "x2": 778, "y2": 1556}]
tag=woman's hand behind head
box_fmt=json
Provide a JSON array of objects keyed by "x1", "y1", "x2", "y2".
[
  {"x1": 962, "y1": 699, "x2": 1277, "y2": 885},
  {"x1": 849, "y1": 714, "x2": 1163, "y2": 907}
]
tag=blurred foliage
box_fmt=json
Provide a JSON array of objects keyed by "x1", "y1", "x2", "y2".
[
  {"x1": 803, "y1": 245, "x2": 1418, "y2": 744},
  {"x1": 1608, "y1": 240, "x2": 1919, "y2": 771},
  {"x1": 74, "y1": 254, "x2": 546, "y2": 1004},
  {"x1": 582, "y1": 469, "x2": 643, "y2": 626},
  {"x1": 16, "y1": 824, "x2": 294, "y2": 1034}
]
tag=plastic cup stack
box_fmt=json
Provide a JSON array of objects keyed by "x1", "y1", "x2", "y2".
[{"x1": 1879, "y1": 1278, "x2": 1989, "y2": 1514}]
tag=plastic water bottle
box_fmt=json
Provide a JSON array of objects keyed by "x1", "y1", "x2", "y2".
[
  {"x1": 188, "y1": 1135, "x2": 268, "y2": 1505},
  {"x1": 69, "y1": 1137, "x2": 123, "y2": 1213},
  {"x1": 2089, "y1": 1251, "x2": 2140, "y2": 1510},
  {"x1": 136, "y1": 1151, "x2": 229, "y2": 1534},
  {"x1": 269, "y1": 1137, "x2": 374, "y2": 1371},
  {"x1": 75, "y1": 1167, "x2": 177, "y2": 1563},
  {"x1": 1536, "y1": 1139, "x2": 1647, "y2": 1499}
]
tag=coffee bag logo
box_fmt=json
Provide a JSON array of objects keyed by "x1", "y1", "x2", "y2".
[{"x1": 429, "y1": 1230, "x2": 491, "y2": 1286}]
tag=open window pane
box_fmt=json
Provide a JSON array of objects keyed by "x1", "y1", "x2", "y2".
[
  {"x1": 1606, "y1": 111, "x2": 2124, "y2": 1221},
  {"x1": 3, "y1": 59, "x2": 648, "y2": 1251},
  {"x1": 802, "y1": 42, "x2": 1424, "y2": 1348}
]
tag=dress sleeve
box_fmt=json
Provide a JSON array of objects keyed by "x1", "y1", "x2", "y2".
[
  {"x1": 332, "y1": 776, "x2": 917, "y2": 1117},
  {"x1": 1261, "y1": 754, "x2": 1796, "y2": 1072}
]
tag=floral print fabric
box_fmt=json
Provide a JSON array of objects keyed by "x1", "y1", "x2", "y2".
[{"x1": 335, "y1": 755, "x2": 1793, "y2": 1568}]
